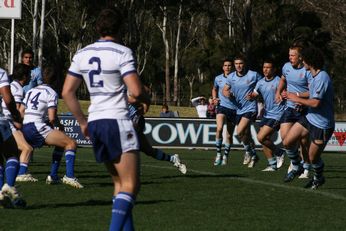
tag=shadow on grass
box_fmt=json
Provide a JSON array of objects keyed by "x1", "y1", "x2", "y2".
[
  {"x1": 26, "y1": 199, "x2": 173, "y2": 210},
  {"x1": 155, "y1": 174, "x2": 246, "y2": 180}
]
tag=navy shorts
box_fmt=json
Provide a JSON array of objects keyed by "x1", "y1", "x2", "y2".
[
  {"x1": 259, "y1": 117, "x2": 281, "y2": 131},
  {"x1": 0, "y1": 120, "x2": 12, "y2": 144},
  {"x1": 298, "y1": 116, "x2": 334, "y2": 147},
  {"x1": 280, "y1": 107, "x2": 307, "y2": 123},
  {"x1": 22, "y1": 122, "x2": 48, "y2": 148},
  {"x1": 88, "y1": 119, "x2": 139, "y2": 163},
  {"x1": 132, "y1": 114, "x2": 145, "y2": 134},
  {"x1": 216, "y1": 106, "x2": 237, "y2": 124},
  {"x1": 236, "y1": 111, "x2": 257, "y2": 125}
]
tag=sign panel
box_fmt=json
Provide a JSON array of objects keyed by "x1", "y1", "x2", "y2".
[
  {"x1": 0, "y1": 0, "x2": 22, "y2": 19},
  {"x1": 58, "y1": 115, "x2": 346, "y2": 152}
]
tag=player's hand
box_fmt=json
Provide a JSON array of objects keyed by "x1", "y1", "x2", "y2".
[
  {"x1": 275, "y1": 92, "x2": 282, "y2": 103},
  {"x1": 246, "y1": 92, "x2": 254, "y2": 101},
  {"x1": 79, "y1": 122, "x2": 89, "y2": 139},
  {"x1": 13, "y1": 121, "x2": 22, "y2": 130},
  {"x1": 213, "y1": 98, "x2": 220, "y2": 105},
  {"x1": 281, "y1": 90, "x2": 288, "y2": 100}
]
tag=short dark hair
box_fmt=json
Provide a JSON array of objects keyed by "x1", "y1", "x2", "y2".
[
  {"x1": 234, "y1": 54, "x2": 247, "y2": 63},
  {"x1": 263, "y1": 58, "x2": 275, "y2": 66},
  {"x1": 162, "y1": 104, "x2": 169, "y2": 110},
  {"x1": 96, "y1": 8, "x2": 123, "y2": 37},
  {"x1": 42, "y1": 66, "x2": 57, "y2": 86},
  {"x1": 12, "y1": 63, "x2": 31, "y2": 81},
  {"x1": 21, "y1": 48, "x2": 34, "y2": 58},
  {"x1": 301, "y1": 47, "x2": 325, "y2": 70}
]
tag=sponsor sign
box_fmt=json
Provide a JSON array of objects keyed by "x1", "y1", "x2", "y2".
[
  {"x1": 0, "y1": 0, "x2": 22, "y2": 19},
  {"x1": 59, "y1": 115, "x2": 346, "y2": 152}
]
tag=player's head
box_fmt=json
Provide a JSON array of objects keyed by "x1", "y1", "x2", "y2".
[
  {"x1": 12, "y1": 63, "x2": 31, "y2": 84},
  {"x1": 96, "y1": 8, "x2": 123, "y2": 38},
  {"x1": 288, "y1": 42, "x2": 304, "y2": 67},
  {"x1": 222, "y1": 58, "x2": 233, "y2": 75},
  {"x1": 233, "y1": 54, "x2": 247, "y2": 74},
  {"x1": 262, "y1": 58, "x2": 275, "y2": 79},
  {"x1": 42, "y1": 66, "x2": 57, "y2": 86},
  {"x1": 21, "y1": 48, "x2": 34, "y2": 66},
  {"x1": 301, "y1": 47, "x2": 324, "y2": 71}
]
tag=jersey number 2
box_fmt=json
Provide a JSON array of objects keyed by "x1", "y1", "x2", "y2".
[{"x1": 89, "y1": 57, "x2": 103, "y2": 87}]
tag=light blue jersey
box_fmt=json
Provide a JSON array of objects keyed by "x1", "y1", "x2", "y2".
[
  {"x1": 23, "y1": 66, "x2": 43, "y2": 94},
  {"x1": 213, "y1": 74, "x2": 237, "y2": 110},
  {"x1": 282, "y1": 62, "x2": 312, "y2": 109},
  {"x1": 226, "y1": 70, "x2": 262, "y2": 115},
  {"x1": 254, "y1": 76, "x2": 285, "y2": 121},
  {"x1": 306, "y1": 71, "x2": 334, "y2": 129}
]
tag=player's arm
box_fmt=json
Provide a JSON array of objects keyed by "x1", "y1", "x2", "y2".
[
  {"x1": 47, "y1": 107, "x2": 58, "y2": 128},
  {"x1": 211, "y1": 86, "x2": 219, "y2": 105},
  {"x1": 62, "y1": 75, "x2": 89, "y2": 137},
  {"x1": 275, "y1": 75, "x2": 286, "y2": 103},
  {"x1": 222, "y1": 84, "x2": 232, "y2": 98},
  {"x1": 286, "y1": 92, "x2": 321, "y2": 108},
  {"x1": 123, "y1": 73, "x2": 151, "y2": 110},
  {"x1": 246, "y1": 90, "x2": 259, "y2": 101},
  {"x1": 0, "y1": 86, "x2": 22, "y2": 127}
]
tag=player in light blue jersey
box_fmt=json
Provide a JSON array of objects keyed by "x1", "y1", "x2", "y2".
[
  {"x1": 223, "y1": 55, "x2": 262, "y2": 168},
  {"x1": 62, "y1": 8, "x2": 150, "y2": 231},
  {"x1": 211, "y1": 59, "x2": 237, "y2": 166},
  {"x1": 0, "y1": 68, "x2": 26, "y2": 209},
  {"x1": 128, "y1": 91, "x2": 187, "y2": 174},
  {"x1": 276, "y1": 44, "x2": 312, "y2": 181},
  {"x1": 21, "y1": 49, "x2": 43, "y2": 94},
  {"x1": 283, "y1": 47, "x2": 334, "y2": 189},
  {"x1": 247, "y1": 59, "x2": 285, "y2": 171}
]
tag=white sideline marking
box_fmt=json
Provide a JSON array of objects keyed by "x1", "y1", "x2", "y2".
[
  {"x1": 35, "y1": 154, "x2": 346, "y2": 201},
  {"x1": 142, "y1": 164, "x2": 346, "y2": 201}
]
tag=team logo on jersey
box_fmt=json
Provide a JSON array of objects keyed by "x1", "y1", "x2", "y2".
[{"x1": 334, "y1": 129, "x2": 346, "y2": 146}]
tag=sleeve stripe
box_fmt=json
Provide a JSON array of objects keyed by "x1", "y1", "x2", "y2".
[{"x1": 67, "y1": 71, "x2": 83, "y2": 79}]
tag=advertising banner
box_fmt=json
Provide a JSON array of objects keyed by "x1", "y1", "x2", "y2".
[
  {"x1": 0, "y1": 0, "x2": 22, "y2": 19},
  {"x1": 59, "y1": 116, "x2": 346, "y2": 152}
]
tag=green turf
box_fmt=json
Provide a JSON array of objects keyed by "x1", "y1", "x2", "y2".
[{"x1": 1, "y1": 147, "x2": 346, "y2": 230}]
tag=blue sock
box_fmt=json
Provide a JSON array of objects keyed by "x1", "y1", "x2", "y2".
[
  {"x1": 224, "y1": 143, "x2": 231, "y2": 157},
  {"x1": 5, "y1": 158, "x2": 19, "y2": 187},
  {"x1": 243, "y1": 144, "x2": 252, "y2": 153},
  {"x1": 0, "y1": 166, "x2": 4, "y2": 189},
  {"x1": 123, "y1": 212, "x2": 134, "y2": 231},
  {"x1": 268, "y1": 157, "x2": 277, "y2": 169},
  {"x1": 303, "y1": 162, "x2": 311, "y2": 171},
  {"x1": 110, "y1": 192, "x2": 135, "y2": 231},
  {"x1": 312, "y1": 159, "x2": 324, "y2": 180},
  {"x1": 65, "y1": 150, "x2": 76, "y2": 178},
  {"x1": 155, "y1": 149, "x2": 171, "y2": 162},
  {"x1": 216, "y1": 138, "x2": 222, "y2": 155},
  {"x1": 50, "y1": 149, "x2": 63, "y2": 177},
  {"x1": 18, "y1": 163, "x2": 28, "y2": 175}
]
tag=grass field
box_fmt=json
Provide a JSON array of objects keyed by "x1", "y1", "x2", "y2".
[{"x1": 1, "y1": 147, "x2": 346, "y2": 230}]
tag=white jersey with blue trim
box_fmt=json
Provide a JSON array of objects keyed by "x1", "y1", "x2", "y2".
[
  {"x1": 2, "y1": 81, "x2": 24, "y2": 120},
  {"x1": 22, "y1": 84, "x2": 58, "y2": 124},
  {"x1": 68, "y1": 40, "x2": 137, "y2": 122},
  {"x1": 0, "y1": 68, "x2": 10, "y2": 119}
]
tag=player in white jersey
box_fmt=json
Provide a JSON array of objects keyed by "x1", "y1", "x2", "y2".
[
  {"x1": 20, "y1": 67, "x2": 83, "y2": 189},
  {"x1": 1, "y1": 64, "x2": 36, "y2": 182},
  {"x1": 0, "y1": 67, "x2": 26, "y2": 208},
  {"x1": 62, "y1": 8, "x2": 150, "y2": 231}
]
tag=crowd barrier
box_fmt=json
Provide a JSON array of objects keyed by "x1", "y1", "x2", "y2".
[{"x1": 58, "y1": 116, "x2": 346, "y2": 152}]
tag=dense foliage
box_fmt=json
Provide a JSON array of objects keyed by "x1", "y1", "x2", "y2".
[{"x1": 0, "y1": 0, "x2": 345, "y2": 111}]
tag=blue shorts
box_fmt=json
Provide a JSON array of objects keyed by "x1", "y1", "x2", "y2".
[
  {"x1": 216, "y1": 106, "x2": 237, "y2": 124},
  {"x1": 0, "y1": 120, "x2": 12, "y2": 144},
  {"x1": 132, "y1": 114, "x2": 145, "y2": 134},
  {"x1": 236, "y1": 111, "x2": 257, "y2": 125},
  {"x1": 298, "y1": 116, "x2": 334, "y2": 147},
  {"x1": 88, "y1": 119, "x2": 139, "y2": 163},
  {"x1": 259, "y1": 117, "x2": 281, "y2": 131},
  {"x1": 22, "y1": 122, "x2": 49, "y2": 148},
  {"x1": 280, "y1": 107, "x2": 307, "y2": 123}
]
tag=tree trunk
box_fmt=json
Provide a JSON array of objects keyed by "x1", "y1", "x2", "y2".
[
  {"x1": 38, "y1": 0, "x2": 45, "y2": 68},
  {"x1": 162, "y1": 6, "x2": 170, "y2": 104},
  {"x1": 32, "y1": 0, "x2": 38, "y2": 63},
  {"x1": 173, "y1": 0, "x2": 183, "y2": 106}
]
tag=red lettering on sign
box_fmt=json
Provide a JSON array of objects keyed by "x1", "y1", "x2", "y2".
[
  {"x1": 334, "y1": 131, "x2": 346, "y2": 146},
  {"x1": 4, "y1": 0, "x2": 15, "y2": 8}
]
